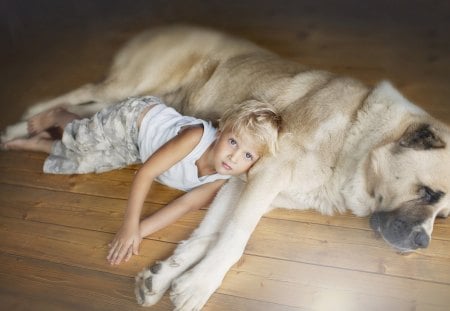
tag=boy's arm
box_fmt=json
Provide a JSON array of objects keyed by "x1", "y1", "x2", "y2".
[
  {"x1": 139, "y1": 179, "x2": 227, "y2": 238},
  {"x1": 107, "y1": 126, "x2": 204, "y2": 265}
]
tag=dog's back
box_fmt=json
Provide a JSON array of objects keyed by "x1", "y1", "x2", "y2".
[{"x1": 108, "y1": 25, "x2": 318, "y2": 120}]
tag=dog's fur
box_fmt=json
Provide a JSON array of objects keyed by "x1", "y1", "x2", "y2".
[{"x1": 3, "y1": 25, "x2": 450, "y2": 309}]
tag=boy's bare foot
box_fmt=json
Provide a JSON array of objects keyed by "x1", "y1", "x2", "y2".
[
  {"x1": 1, "y1": 132, "x2": 53, "y2": 153},
  {"x1": 27, "y1": 107, "x2": 80, "y2": 136}
]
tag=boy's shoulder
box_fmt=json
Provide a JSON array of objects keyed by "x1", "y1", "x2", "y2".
[{"x1": 178, "y1": 124, "x2": 205, "y2": 145}]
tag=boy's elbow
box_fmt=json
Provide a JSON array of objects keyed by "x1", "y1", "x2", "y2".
[{"x1": 187, "y1": 201, "x2": 204, "y2": 212}]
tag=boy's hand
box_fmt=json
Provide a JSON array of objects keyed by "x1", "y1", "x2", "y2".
[{"x1": 107, "y1": 222, "x2": 141, "y2": 265}]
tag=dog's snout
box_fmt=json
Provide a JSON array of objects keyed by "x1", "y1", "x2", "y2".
[
  {"x1": 369, "y1": 211, "x2": 431, "y2": 251},
  {"x1": 413, "y1": 230, "x2": 429, "y2": 248}
]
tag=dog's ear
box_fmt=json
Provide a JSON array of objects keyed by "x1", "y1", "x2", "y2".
[{"x1": 399, "y1": 124, "x2": 446, "y2": 150}]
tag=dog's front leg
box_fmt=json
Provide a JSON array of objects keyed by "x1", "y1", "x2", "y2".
[
  {"x1": 135, "y1": 177, "x2": 246, "y2": 307},
  {"x1": 170, "y1": 160, "x2": 287, "y2": 310}
]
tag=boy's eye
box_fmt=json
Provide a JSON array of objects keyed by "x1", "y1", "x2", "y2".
[
  {"x1": 229, "y1": 138, "x2": 237, "y2": 146},
  {"x1": 245, "y1": 152, "x2": 254, "y2": 161}
]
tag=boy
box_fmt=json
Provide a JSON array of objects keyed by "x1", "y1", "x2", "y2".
[{"x1": 2, "y1": 96, "x2": 281, "y2": 265}]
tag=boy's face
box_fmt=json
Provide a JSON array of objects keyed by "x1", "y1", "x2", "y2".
[{"x1": 211, "y1": 129, "x2": 261, "y2": 176}]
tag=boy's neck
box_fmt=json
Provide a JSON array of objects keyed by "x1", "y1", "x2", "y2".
[{"x1": 195, "y1": 142, "x2": 217, "y2": 177}]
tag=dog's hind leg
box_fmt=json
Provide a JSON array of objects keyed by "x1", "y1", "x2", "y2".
[
  {"x1": 135, "y1": 177, "x2": 245, "y2": 307},
  {"x1": 2, "y1": 84, "x2": 99, "y2": 142},
  {"x1": 2, "y1": 77, "x2": 134, "y2": 142},
  {"x1": 22, "y1": 83, "x2": 115, "y2": 119}
]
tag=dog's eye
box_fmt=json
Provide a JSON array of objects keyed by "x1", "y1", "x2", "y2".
[{"x1": 418, "y1": 186, "x2": 445, "y2": 204}]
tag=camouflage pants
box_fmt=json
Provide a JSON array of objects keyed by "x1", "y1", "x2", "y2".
[{"x1": 43, "y1": 96, "x2": 162, "y2": 174}]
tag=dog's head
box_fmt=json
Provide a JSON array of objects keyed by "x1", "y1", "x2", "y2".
[
  {"x1": 366, "y1": 94, "x2": 450, "y2": 251},
  {"x1": 362, "y1": 82, "x2": 450, "y2": 252}
]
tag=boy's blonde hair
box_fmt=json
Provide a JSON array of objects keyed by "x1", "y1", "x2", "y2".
[{"x1": 218, "y1": 100, "x2": 282, "y2": 155}]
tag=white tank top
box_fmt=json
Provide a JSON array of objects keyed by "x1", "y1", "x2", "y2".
[{"x1": 138, "y1": 100, "x2": 230, "y2": 191}]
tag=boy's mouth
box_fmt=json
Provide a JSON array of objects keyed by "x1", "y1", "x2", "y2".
[{"x1": 222, "y1": 162, "x2": 232, "y2": 171}]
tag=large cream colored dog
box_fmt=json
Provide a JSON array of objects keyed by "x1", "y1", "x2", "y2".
[{"x1": 3, "y1": 25, "x2": 450, "y2": 310}]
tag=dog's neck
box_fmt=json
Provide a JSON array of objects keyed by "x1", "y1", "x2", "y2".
[{"x1": 336, "y1": 82, "x2": 429, "y2": 216}]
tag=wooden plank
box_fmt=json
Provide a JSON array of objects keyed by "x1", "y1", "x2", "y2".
[
  {"x1": 0, "y1": 253, "x2": 299, "y2": 311},
  {"x1": 0, "y1": 183, "x2": 199, "y2": 242},
  {"x1": 1, "y1": 183, "x2": 449, "y2": 284},
  {"x1": 223, "y1": 255, "x2": 450, "y2": 311},
  {"x1": 0, "y1": 252, "x2": 154, "y2": 311},
  {"x1": 0, "y1": 151, "x2": 184, "y2": 204},
  {"x1": 0, "y1": 216, "x2": 177, "y2": 277},
  {"x1": 0, "y1": 217, "x2": 312, "y2": 309},
  {"x1": 248, "y1": 217, "x2": 450, "y2": 284},
  {"x1": 1, "y1": 221, "x2": 449, "y2": 310}
]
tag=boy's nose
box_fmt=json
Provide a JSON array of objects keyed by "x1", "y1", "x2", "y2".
[{"x1": 229, "y1": 152, "x2": 239, "y2": 163}]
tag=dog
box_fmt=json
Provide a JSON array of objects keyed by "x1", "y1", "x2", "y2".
[{"x1": 2, "y1": 25, "x2": 450, "y2": 309}]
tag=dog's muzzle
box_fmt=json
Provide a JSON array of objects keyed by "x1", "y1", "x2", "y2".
[{"x1": 370, "y1": 212, "x2": 430, "y2": 251}]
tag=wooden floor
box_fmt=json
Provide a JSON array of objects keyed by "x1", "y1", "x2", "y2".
[{"x1": 1, "y1": 1, "x2": 450, "y2": 310}]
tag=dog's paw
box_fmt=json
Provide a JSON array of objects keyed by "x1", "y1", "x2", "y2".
[
  {"x1": 170, "y1": 269, "x2": 221, "y2": 311},
  {"x1": 135, "y1": 261, "x2": 172, "y2": 307}
]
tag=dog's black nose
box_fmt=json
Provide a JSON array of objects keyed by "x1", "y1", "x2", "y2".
[{"x1": 413, "y1": 230, "x2": 429, "y2": 248}]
